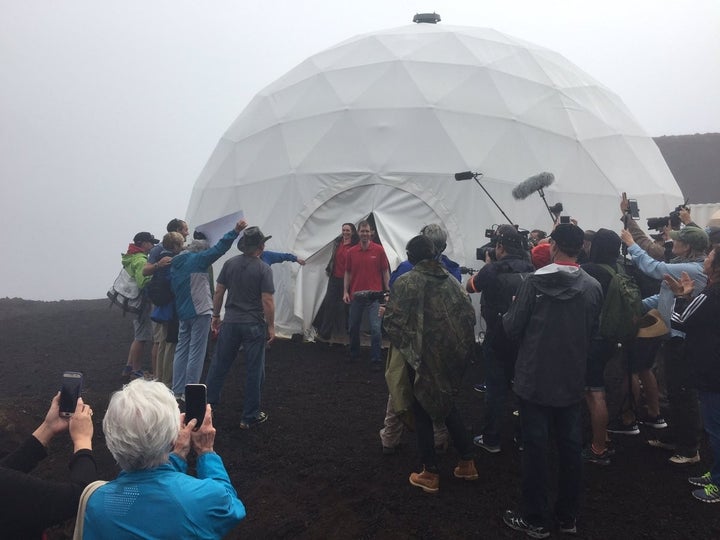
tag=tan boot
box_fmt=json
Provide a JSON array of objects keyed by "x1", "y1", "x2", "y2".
[
  {"x1": 454, "y1": 458, "x2": 478, "y2": 480},
  {"x1": 409, "y1": 468, "x2": 440, "y2": 493}
]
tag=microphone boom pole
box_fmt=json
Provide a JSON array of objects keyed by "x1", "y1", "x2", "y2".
[{"x1": 455, "y1": 171, "x2": 515, "y2": 226}]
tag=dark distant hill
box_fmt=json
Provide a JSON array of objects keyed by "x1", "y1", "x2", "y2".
[{"x1": 654, "y1": 133, "x2": 720, "y2": 204}]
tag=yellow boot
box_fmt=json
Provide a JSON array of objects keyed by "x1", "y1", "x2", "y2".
[
  {"x1": 409, "y1": 467, "x2": 440, "y2": 493},
  {"x1": 453, "y1": 458, "x2": 479, "y2": 480}
]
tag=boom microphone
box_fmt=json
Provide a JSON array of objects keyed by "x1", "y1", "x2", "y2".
[
  {"x1": 512, "y1": 172, "x2": 555, "y2": 200},
  {"x1": 454, "y1": 171, "x2": 476, "y2": 181}
]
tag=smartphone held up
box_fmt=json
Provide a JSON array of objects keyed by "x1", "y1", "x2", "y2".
[
  {"x1": 59, "y1": 371, "x2": 83, "y2": 417},
  {"x1": 185, "y1": 384, "x2": 207, "y2": 430}
]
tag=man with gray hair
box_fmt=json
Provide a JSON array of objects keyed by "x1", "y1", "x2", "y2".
[{"x1": 170, "y1": 219, "x2": 247, "y2": 400}]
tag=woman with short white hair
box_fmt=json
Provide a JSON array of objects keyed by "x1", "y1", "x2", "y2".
[{"x1": 83, "y1": 379, "x2": 245, "y2": 539}]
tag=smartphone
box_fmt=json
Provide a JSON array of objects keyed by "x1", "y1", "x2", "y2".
[
  {"x1": 560, "y1": 215, "x2": 570, "y2": 224},
  {"x1": 59, "y1": 371, "x2": 83, "y2": 417},
  {"x1": 628, "y1": 199, "x2": 640, "y2": 220},
  {"x1": 184, "y1": 384, "x2": 207, "y2": 430}
]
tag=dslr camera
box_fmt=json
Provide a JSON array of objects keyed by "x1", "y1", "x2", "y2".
[
  {"x1": 646, "y1": 202, "x2": 688, "y2": 231},
  {"x1": 476, "y1": 228, "x2": 498, "y2": 262}
]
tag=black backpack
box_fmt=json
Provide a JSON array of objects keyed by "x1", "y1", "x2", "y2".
[
  {"x1": 480, "y1": 260, "x2": 532, "y2": 328},
  {"x1": 146, "y1": 261, "x2": 174, "y2": 306}
]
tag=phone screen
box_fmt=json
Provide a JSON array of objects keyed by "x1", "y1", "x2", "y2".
[
  {"x1": 628, "y1": 199, "x2": 640, "y2": 220},
  {"x1": 59, "y1": 371, "x2": 83, "y2": 417},
  {"x1": 184, "y1": 384, "x2": 207, "y2": 430}
]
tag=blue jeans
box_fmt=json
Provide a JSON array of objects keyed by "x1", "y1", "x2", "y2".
[
  {"x1": 348, "y1": 297, "x2": 382, "y2": 362},
  {"x1": 481, "y1": 329, "x2": 517, "y2": 446},
  {"x1": 171, "y1": 314, "x2": 211, "y2": 396},
  {"x1": 519, "y1": 398, "x2": 582, "y2": 528},
  {"x1": 699, "y1": 390, "x2": 720, "y2": 486},
  {"x1": 205, "y1": 321, "x2": 266, "y2": 423}
]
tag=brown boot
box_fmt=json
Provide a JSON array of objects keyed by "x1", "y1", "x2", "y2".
[
  {"x1": 453, "y1": 458, "x2": 478, "y2": 480},
  {"x1": 409, "y1": 468, "x2": 440, "y2": 493}
]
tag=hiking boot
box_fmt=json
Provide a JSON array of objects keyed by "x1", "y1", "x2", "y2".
[
  {"x1": 582, "y1": 446, "x2": 611, "y2": 466},
  {"x1": 409, "y1": 468, "x2": 439, "y2": 493},
  {"x1": 647, "y1": 438, "x2": 677, "y2": 451},
  {"x1": 689, "y1": 472, "x2": 712, "y2": 487},
  {"x1": 669, "y1": 451, "x2": 700, "y2": 465},
  {"x1": 692, "y1": 483, "x2": 720, "y2": 503},
  {"x1": 239, "y1": 411, "x2": 268, "y2": 429},
  {"x1": 503, "y1": 510, "x2": 550, "y2": 539},
  {"x1": 558, "y1": 518, "x2": 577, "y2": 534},
  {"x1": 606, "y1": 420, "x2": 640, "y2": 435},
  {"x1": 453, "y1": 459, "x2": 479, "y2": 480},
  {"x1": 473, "y1": 434, "x2": 501, "y2": 454},
  {"x1": 638, "y1": 414, "x2": 668, "y2": 429}
]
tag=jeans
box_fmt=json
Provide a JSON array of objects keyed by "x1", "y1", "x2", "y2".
[
  {"x1": 519, "y1": 398, "x2": 582, "y2": 528},
  {"x1": 171, "y1": 314, "x2": 211, "y2": 396},
  {"x1": 348, "y1": 297, "x2": 382, "y2": 362},
  {"x1": 481, "y1": 329, "x2": 517, "y2": 446},
  {"x1": 699, "y1": 390, "x2": 720, "y2": 486},
  {"x1": 205, "y1": 321, "x2": 266, "y2": 423},
  {"x1": 413, "y1": 400, "x2": 472, "y2": 471}
]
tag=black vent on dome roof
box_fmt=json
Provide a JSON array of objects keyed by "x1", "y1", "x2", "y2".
[{"x1": 413, "y1": 12, "x2": 441, "y2": 24}]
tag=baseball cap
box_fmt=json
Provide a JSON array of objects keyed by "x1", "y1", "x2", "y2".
[
  {"x1": 133, "y1": 232, "x2": 159, "y2": 245},
  {"x1": 669, "y1": 226, "x2": 709, "y2": 252},
  {"x1": 237, "y1": 226, "x2": 272, "y2": 252}
]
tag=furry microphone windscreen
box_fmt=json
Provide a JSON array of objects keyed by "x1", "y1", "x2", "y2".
[{"x1": 511, "y1": 172, "x2": 555, "y2": 200}]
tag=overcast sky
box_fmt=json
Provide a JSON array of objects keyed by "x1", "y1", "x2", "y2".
[{"x1": 1, "y1": 0, "x2": 718, "y2": 300}]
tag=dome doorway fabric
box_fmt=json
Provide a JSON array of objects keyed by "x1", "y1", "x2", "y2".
[{"x1": 186, "y1": 22, "x2": 683, "y2": 338}]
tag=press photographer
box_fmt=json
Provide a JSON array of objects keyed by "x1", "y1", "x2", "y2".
[{"x1": 466, "y1": 224, "x2": 534, "y2": 453}]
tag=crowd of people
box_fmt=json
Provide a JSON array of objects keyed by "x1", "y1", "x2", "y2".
[{"x1": 2, "y1": 197, "x2": 719, "y2": 539}]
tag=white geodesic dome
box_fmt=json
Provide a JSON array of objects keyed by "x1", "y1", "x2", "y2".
[{"x1": 187, "y1": 22, "x2": 683, "y2": 337}]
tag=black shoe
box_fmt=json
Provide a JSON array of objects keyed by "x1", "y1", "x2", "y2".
[
  {"x1": 473, "y1": 382, "x2": 487, "y2": 393},
  {"x1": 503, "y1": 510, "x2": 549, "y2": 539},
  {"x1": 581, "y1": 446, "x2": 611, "y2": 466},
  {"x1": 607, "y1": 420, "x2": 640, "y2": 435},
  {"x1": 382, "y1": 445, "x2": 398, "y2": 455},
  {"x1": 558, "y1": 518, "x2": 577, "y2": 535},
  {"x1": 239, "y1": 411, "x2": 268, "y2": 429},
  {"x1": 637, "y1": 414, "x2": 668, "y2": 429}
]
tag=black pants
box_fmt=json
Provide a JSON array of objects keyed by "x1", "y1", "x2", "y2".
[
  {"x1": 413, "y1": 400, "x2": 472, "y2": 471},
  {"x1": 664, "y1": 337, "x2": 701, "y2": 456}
]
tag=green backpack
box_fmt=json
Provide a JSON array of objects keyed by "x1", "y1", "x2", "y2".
[{"x1": 598, "y1": 264, "x2": 643, "y2": 342}]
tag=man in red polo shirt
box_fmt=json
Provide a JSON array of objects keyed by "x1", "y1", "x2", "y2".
[{"x1": 343, "y1": 220, "x2": 390, "y2": 371}]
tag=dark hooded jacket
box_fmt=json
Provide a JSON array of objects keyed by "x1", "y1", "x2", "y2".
[{"x1": 503, "y1": 263, "x2": 602, "y2": 406}]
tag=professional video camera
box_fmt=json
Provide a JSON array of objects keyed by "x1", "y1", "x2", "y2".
[
  {"x1": 476, "y1": 225, "x2": 530, "y2": 262},
  {"x1": 353, "y1": 290, "x2": 389, "y2": 302},
  {"x1": 647, "y1": 201, "x2": 689, "y2": 231}
]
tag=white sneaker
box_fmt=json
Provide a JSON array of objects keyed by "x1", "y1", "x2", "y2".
[{"x1": 669, "y1": 451, "x2": 700, "y2": 465}]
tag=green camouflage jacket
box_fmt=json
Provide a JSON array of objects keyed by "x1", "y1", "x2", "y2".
[{"x1": 383, "y1": 259, "x2": 476, "y2": 421}]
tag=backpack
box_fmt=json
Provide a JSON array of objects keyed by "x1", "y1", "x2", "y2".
[
  {"x1": 145, "y1": 266, "x2": 174, "y2": 306},
  {"x1": 107, "y1": 268, "x2": 145, "y2": 315},
  {"x1": 598, "y1": 263, "x2": 643, "y2": 341},
  {"x1": 480, "y1": 261, "x2": 531, "y2": 328}
]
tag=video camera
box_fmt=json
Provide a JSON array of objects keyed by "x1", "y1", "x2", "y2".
[
  {"x1": 353, "y1": 290, "x2": 389, "y2": 302},
  {"x1": 476, "y1": 225, "x2": 530, "y2": 262},
  {"x1": 647, "y1": 201, "x2": 689, "y2": 231}
]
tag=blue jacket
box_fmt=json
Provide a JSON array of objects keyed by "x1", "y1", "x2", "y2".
[
  {"x1": 627, "y1": 243, "x2": 706, "y2": 338},
  {"x1": 171, "y1": 230, "x2": 239, "y2": 321},
  {"x1": 261, "y1": 250, "x2": 298, "y2": 266},
  {"x1": 389, "y1": 254, "x2": 461, "y2": 289},
  {"x1": 84, "y1": 452, "x2": 245, "y2": 539}
]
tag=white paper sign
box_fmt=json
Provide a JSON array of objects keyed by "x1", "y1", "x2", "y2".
[{"x1": 194, "y1": 211, "x2": 244, "y2": 246}]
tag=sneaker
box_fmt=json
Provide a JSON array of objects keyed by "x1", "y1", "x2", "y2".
[
  {"x1": 689, "y1": 472, "x2": 712, "y2": 487},
  {"x1": 606, "y1": 420, "x2": 640, "y2": 435},
  {"x1": 692, "y1": 483, "x2": 720, "y2": 503},
  {"x1": 669, "y1": 451, "x2": 700, "y2": 465},
  {"x1": 453, "y1": 459, "x2": 479, "y2": 480},
  {"x1": 409, "y1": 468, "x2": 439, "y2": 493},
  {"x1": 239, "y1": 411, "x2": 268, "y2": 429},
  {"x1": 647, "y1": 438, "x2": 677, "y2": 451},
  {"x1": 581, "y1": 446, "x2": 611, "y2": 466},
  {"x1": 121, "y1": 365, "x2": 133, "y2": 378},
  {"x1": 473, "y1": 434, "x2": 501, "y2": 454},
  {"x1": 503, "y1": 510, "x2": 550, "y2": 539},
  {"x1": 638, "y1": 414, "x2": 668, "y2": 429},
  {"x1": 558, "y1": 518, "x2": 577, "y2": 534},
  {"x1": 473, "y1": 383, "x2": 487, "y2": 393}
]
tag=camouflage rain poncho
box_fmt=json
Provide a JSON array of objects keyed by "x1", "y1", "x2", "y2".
[{"x1": 383, "y1": 259, "x2": 476, "y2": 422}]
